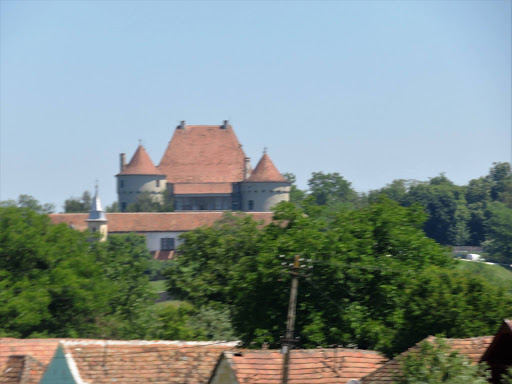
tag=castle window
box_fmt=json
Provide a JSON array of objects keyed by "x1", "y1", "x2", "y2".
[
  {"x1": 248, "y1": 200, "x2": 254, "y2": 210},
  {"x1": 121, "y1": 202, "x2": 127, "y2": 211},
  {"x1": 156, "y1": 180, "x2": 160, "y2": 187},
  {"x1": 120, "y1": 180, "x2": 124, "y2": 188},
  {"x1": 161, "y1": 237, "x2": 175, "y2": 251}
]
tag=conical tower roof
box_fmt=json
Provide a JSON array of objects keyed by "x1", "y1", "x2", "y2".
[
  {"x1": 118, "y1": 145, "x2": 162, "y2": 176},
  {"x1": 245, "y1": 153, "x2": 288, "y2": 182}
]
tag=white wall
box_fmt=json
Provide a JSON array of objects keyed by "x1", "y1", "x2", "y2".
[
  {"x1": 241, "y1": 182, "x2": 290, "y2": 212},
  {"x1": 144, "y1": 231, "x2": 186, "y2": 252}
]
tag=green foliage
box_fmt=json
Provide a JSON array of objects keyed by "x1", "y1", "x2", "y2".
[
  {"x1": 394, "y1": 339, "x2": 489, "y2": 384},
  {"x1": 308, "y1": 171, "x2": 358, "y2": 209},
  {"x1": 484, "y1": 202, "x2": 512, "y2": 264},
  {"x1": 455, "y1": 260, "x2": 512, "y2": 294},
  {"x1": 0, "y1": 205, "x2": 156, "y2": 339},
  {"x1": 1, "y1": 194, "x2": 55, "y2": 214},
  {"x1": 394, "y1": 266, "x2": 512, "y2": 354},
  {"x1": 404, "y1": 174, "x2": 470, "y2": 245},
  {"x1": 155, "y1": 302, "x2": 237, "y2": 341},
  {"x1": 106, "y1": 201, "x2": 119, "y2": 212},
  {"x1": 502, "y1": 368, "x2": 512, "y2": 384},
  {"x1": 64, "y1": 191, "x2": 92, "y2": 213},
  {"x1": 165, "y1": 198, "x2": 512, "y2": 355},
  {"x1": 282, "y1": 172, "x2": 306, "y2": 205},
  {"x1": 126, "y1": 191, "x2": 174, "y2": 212}
]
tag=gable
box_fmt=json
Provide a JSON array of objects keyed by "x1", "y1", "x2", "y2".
[{"x1": 39, "y1": 345, "x2": 79, "y2": 384}]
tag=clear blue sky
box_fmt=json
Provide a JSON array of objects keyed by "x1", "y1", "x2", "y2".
[{"x1": 1, "y1": 0, "x2": 510, "y2": 211}]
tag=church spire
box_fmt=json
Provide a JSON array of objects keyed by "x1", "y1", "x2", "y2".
[{"x1": 86, "y1": 183, "x2": 108, "y2": 241}]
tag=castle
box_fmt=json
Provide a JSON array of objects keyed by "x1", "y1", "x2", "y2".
[{"x1": 116, "y1": 121, "x2": 290, "y2": 212}]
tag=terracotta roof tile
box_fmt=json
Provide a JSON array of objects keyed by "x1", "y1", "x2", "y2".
[
  {"x1": 224, "y1": 348, "x2": 386, "y2": 384},
  {"x1": 158, "y1": 125, "x2": 247, "y2": 183},
  {"x1": 118, "y1": 145, "x2": 162, "y2": 175},
  {"x1": 173, "y1": 183, "x2": 233, "y2": 195},
  {"x1": 49, "y1": 212, "x2": 274, "y2": 232},
  {"x1": 0, "y1": 355, "x2": 46, "y2": 384},
  {"x1": 60, "y1": 340, "x2": 237, "y2": 384},
  {"x1": 0, "y1": 338, "x2": 97, "y2": 384},
  {"x1": 360, "y1": 336, "x2": 493, "y2": 384},
  {"x1": 246, "y1": 153, "x2": 288, "y2": 183}
]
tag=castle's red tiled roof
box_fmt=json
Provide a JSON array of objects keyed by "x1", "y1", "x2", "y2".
[
  {"x1": 60, "y1": 340, "x2": 237, "y2": 384},
  {"x1": 158, "y1": 125, "x2": 247, "y2": 183},
  {"x1": 360, "y1": 336, "x2": 493, "y2": 384},
  {"x1": 173, "y1": 183, "x2": 233, "y2": 195},
  {"x1": 49, "y1": 212, "x2": 274, "y2": 232},
  {"x1": 246, "y1": 153, "x2": 288, "y2": 183},
  {"x1": 222, "y1": 348, "x2": 386, "y2": 384},
  {"x1": 118, "y1": 145, "x2": 163, "y2": 176}
]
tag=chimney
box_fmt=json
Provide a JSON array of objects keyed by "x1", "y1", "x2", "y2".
[
  {"x1": 178, "y1": 120, "x2": 186, "y2": 129},
  {"x1": 221, "y1": 120, "x2": 229, "y2": 129},
  {"x1": 244, "y1": 157, "x2": 252, "y2": 180},
  {"x1": 120, "y1": 153, "x2": 126, "y2": 172}
]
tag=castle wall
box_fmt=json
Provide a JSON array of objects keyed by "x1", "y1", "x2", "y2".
[
  {"x1": 117, "y1": 174, "x2": 167, "y2": 211},
  {"x1": 241, "y1": 182, "x2": 290, "y2": 212}
]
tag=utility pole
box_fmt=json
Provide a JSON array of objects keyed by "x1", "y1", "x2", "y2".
[{"x1": 281, "y1": 255, "x2": 301, "y2": 384}]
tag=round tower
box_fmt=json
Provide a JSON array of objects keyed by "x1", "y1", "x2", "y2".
[
  {"x1": 241, "y1": 151, "x2": 290, "y2": 212},
  {"x1": 116, "y1": 145, "x2": 167, "y2": 211}
]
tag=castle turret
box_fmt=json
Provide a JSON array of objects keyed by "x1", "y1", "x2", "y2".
[
  {"x1": 116, "y1": 145, "x2": 167, "y2": 212},
  {"x1": 86, "y1": 185, "x2": 108, "y2": 241},
  {"x1": 241, "y1": 151, "x2": 290, "y2": 212}
]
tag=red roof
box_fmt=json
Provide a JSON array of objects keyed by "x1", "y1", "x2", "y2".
[
  {"x1": 360, "y1": 336, "x2": 493, "y2": 384},
  {"x1": 59, "y1": 340, "x2": 237, "y2": 384},
  {"x1": 158, "y1": 125, "x2": 247, "y2": 183},
  {"x1": 174, "y1": 183, "x2": 233, "y2": 195},
  {"x1": 246, "y1": 153, "x2": 288, "y2": 183},
  {"x1": 0, "y1": 338, "x2": 95, "y2": 384},
  {"x1": 0, "y1": 356, "x2": 45, "y2": 384},
  {"x1": 221, "y1": 349, "x2": 386, "y2": 384},
  {"x1": 118, "y1": 145, "x2": 162, "y2": 176},
  {"x1": 49, "y1": 212, "x2": 274, "y2": 232}
]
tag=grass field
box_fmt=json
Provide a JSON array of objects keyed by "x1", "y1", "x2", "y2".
[{"x1": 455, "y1": 259, "x2": 512, "y2": 293}]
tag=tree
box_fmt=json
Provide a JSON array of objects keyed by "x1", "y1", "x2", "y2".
[
  {"x1": 282, "y1": 172, "x2": 306, "y2": 205},
  {"x1": 164, "y1": 199, "x2": 512, "y2": 355},
  {"x1": 0, "y1": 194, "x2": 55, "y2": 214},
  {"x1": 484, "y1": 202, "x2": 512, "y2": 264},
  {"x1": 395, "y1": 339, "x2": 489, "y2": 384},
  {"x1": 0, "y1": 205, "x2": 157, "y2": 339},
  {"x1": 64, "y1": 191, "x2": 92, "y2": 213},
  {"x1": 394, "y1": 265, "x2": 512, "y2": 354},
  {"x1": 307, "y1": 172, "x2": 358, "y2": 209},
  {"x1": 404, "y1": 174, "x2": 470, "y2": 245}
]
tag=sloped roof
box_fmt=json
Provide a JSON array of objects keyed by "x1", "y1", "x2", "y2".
[
  {"x1": 118, "y1": 145, "x2": 163, "y2": 176},
  {"x1": 360, "y1": 336, "x2": 493, "y2": 384},
  {"x1": 218, "y1": 348, "x2": 386, "y2": 384},
  {"x1": 158, "y1": 125, "x2": 247, "y2": 183},
  {"x1": 174, "y1": 183, "x2": 233, "y2": 195},
  {"x1": 59, "y1": 340, "x2": 238, "y2": 384},
  {"x1": 0, "y1": 338, "x2": 61, "y2": 372},
  {"x1": 49, "y1": 212, "x2": 274, "y2": 232},
  {"x1": 245, "y1": 153, "x2": 288, "y2": 183},
  {"x1": 0, "y1": 355, "x2": 45, "y2": 384},
  {"x1": 0, "y1": 338, "x2": 93, "y2": 384}
]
